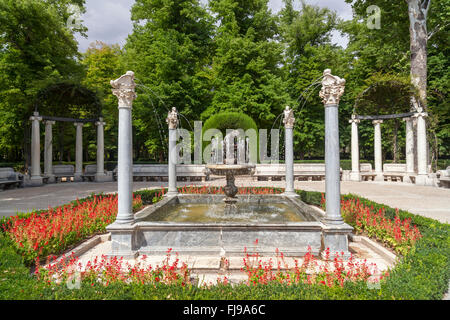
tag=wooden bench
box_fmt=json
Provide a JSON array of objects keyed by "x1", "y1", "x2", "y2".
[
  {"x1": 0, "y1": 168, "x2": 24, "y2": 190},
  {"x1": 113, "y1": 164, "x2": 209, "y2": 182},
  {"x1": 253, "y1": 163, "x2": 342, "y2": 181},
  {"x1": 360, "y1": 163, "x2": 377, "y2": 181},
  {"x1": 383, "y1": 164, "x2": 406, "y2": 182}
]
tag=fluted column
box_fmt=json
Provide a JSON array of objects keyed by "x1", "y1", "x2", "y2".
[
  {"x1": 373, "y1": 120, "x2": 384, "y2": 181},
  {"x1": 166, "y1": 107, "x2": 179, "y2": 196},
  {"x1": 29, "y1": 112, "x2": 43, "y2": 186},
  {"x1": 403, "y1": 117, "x2": 415, "y2": 183},
  {"x1": 349, "y1": 115, "x2": 361, "y2": 181},
  {"x1": 44, "y1": 120, "x2": 56, "y2": 183},
  {"x1": 414, "y1": 109, "x2": 428, "y2": 185},
  {"x1": 111, "y1": 71, "x2": 136, "y2": 224},
  {"x1": 74, "y1": 123, "x2": 84, "y2": 182},
  {"x1": 95, "y1": 117, "x2": 108, "y2": 182},
  {"x1": 283, "y1": 106, "x2": 297, "y2": 197},
  {"x1": 319, "y1": 69, "x2": 352, "y2": 259}
]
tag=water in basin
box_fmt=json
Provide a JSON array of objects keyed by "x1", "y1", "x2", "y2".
[{"x1": 143, "y1": 202, "x2": 305, "y2": 223}]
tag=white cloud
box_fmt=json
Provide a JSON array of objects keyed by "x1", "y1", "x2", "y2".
[{"x1": 75, "y1": 0, "x2": 352, "y2": 52}]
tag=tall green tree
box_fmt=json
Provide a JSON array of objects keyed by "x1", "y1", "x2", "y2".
[
  {"x1": 123, "y1": 0, "x2": 214, "y2": 161},
  {"x1": 0, "y1": 0, "x2": 87, "y2": 162},
  {"x1": 204, "y1": 0, "x2": 289, "y2": 129},
  {"x1": 279, "y1": 0, "x2": 346, "y2": 159},
  {"x1": 81, "y1": 41, "x2": 125, "y2": 161}
]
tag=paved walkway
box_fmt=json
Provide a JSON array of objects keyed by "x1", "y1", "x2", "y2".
[{"x1": 0, "y1": 179, "x2": 449, "y2": 223}]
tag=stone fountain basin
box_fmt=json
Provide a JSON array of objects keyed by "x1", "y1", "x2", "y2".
[
  {"x1": 206, "y1": 164, "x2": 255, "y2": 176},
  {"x1": 109, "y1": 194, "x2": 330, "y2": 257}
]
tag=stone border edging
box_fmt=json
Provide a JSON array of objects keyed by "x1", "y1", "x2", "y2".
[{"x1": 349, "y1": 234, "x2": 397, "y2": 265}]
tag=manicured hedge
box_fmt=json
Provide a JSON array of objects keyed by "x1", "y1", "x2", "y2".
[{"x1": 0, "y1": 188, "x2": 448, "y2": 300}]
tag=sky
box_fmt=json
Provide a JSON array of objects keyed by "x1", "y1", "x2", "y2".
[{"x1": 75, "y1": 0, "x2": 353, "y2": 52}]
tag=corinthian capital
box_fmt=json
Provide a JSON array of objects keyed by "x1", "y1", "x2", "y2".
[
  {"x1": 319, "y1": 69, "x2": 346, "y2": 106},
  {"x1": 111, "y1": 71, "x2": 137, "y2": 109}
]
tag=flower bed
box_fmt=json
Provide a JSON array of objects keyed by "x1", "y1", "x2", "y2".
[
  {"x1": 320, "y1": 194, "x2": 422, "y2": 255},
  {"x1": 0, "y1": 188, "x2": 448, "y2": 300},
  {"x1": 1, "y1": 194, "x2": 143, "y2": 266}
]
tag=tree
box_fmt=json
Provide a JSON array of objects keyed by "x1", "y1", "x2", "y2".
[
  {"x1": 123, "y1": 0, "x2": 214, "y2": 161},
  {"x1": 279, "y1": 0, "x2": 346, "y2": 159},
  {"x1": 204, "y1": 0, "x2": 289, "y2": 129},
  {"x1": 82, "y1": 41, "x2": 125, "y2": 161},
  {"x1": 0, "y1": 0, "x2": 87, "y2": 163}
]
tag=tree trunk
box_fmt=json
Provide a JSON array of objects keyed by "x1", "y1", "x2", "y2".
[{"x1": 407, "y1": 0, "x2": 430, "y2": 108}]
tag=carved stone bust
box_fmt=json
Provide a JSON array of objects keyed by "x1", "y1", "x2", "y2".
[
  {"x1": 319, "y1": 69, "x2": 346, "y2": 106},
  {"x1": 166, "y1": 107, "x2": 179, "y2": 129},
  {"x1": 283, "y1": 106, "x2": 295, "y2": 129}
]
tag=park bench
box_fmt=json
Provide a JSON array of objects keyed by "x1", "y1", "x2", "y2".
[
  {"x1": 253, "y1": 163, "x2": 341, "y2": 181},
  {"x1": 113, "y1": 164, "x2": 209, "y2": 182},
  {"x1": 0, "y1": 167, "x2": 24, "y2": 190},
  {"x1": 360, "y1": 163, "x2": 377, "y2": 181},
  {"x1": 383, "y1": 163, "x2": 406, "y2": 182},
  {"x1": 52, "y1": 165, "x2": 75, "y2": 182},
  {"x1": 437, "y1": 166, "x2": 450, "y2": 188},
  {"x1": 82, "y1": 164, "x2": 110, "y2": 182}
]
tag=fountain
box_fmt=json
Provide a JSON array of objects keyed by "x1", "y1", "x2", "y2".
[{"x1": 107, "y1": 70, "x2": 353, "y2": 259}]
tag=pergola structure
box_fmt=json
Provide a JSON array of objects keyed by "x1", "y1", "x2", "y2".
[
  {"x1": 349, "y1": 108, "x2": 429, "y2": 185},
  {"x1": 28, "y1": 83, "x2": 108, "y2": 186}
]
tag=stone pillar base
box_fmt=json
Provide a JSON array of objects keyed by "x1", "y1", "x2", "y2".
[
  {"x1": 165, "y1": 191, "x2": 179, "y2": 197},
  {"x1": 28, "y1": 176, "x2": 43, "y2": 187},
  {"x1": 74, "y1": 174, "x2": 83, "y2": 182},
  {"x1": 283, "y1": 190, "x2": 299, "y2": 197},
  {"x1": 349, "y1": 172, "x2": 361, "y2": 182},
  {"x1": 403, "y1": 174, "x2": 414, "y2": 184},
  {"x1": 321, "y1": 223, "x2": 353, "y2": 260},
  {"x1": 45, "y1": 175, "x2": 56, "y2": 184},
  {"x1": 106, "y1": 222, "x2": 138, "y2": 259},
  {"x1": 415, "y1": 174, "x2": 434, "y2": 186},
  {"x1": 95, "y1": 172, "x2": 113, "y2": 183}
]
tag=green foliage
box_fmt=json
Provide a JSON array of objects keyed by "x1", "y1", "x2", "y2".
[{"x1": 0, "y1": 0, "x2": 87, "y2": 162}]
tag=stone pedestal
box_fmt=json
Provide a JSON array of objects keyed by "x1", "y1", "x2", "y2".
[
  {"x1": 30, "y1": 112, "x2": 43, "y2": 186},
  {"x1": 74, "y1": 123, "x2": 84, "y2": 182},
  {"x1": 373, "y1": 120, "x2": 384, "y2": 181},
  {"x1": 44, "y1": 120, "x2": 56, "y2": 183},
  {"x1": 349, "y1": 115, "x2": 361, "y2": 182},
  {"x1": 283, "y1": 106, "x2": 298, "y2": 197},
  {"x1": 166, "y1": 108, "x2": 179, "y2": 197},
  {"x1": 403, "y1": 117, "x2": 415, "y2": 183}
]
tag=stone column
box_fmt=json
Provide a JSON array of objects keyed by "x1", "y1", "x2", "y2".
[
  {"x1": 414, "y1": 109, "x2": 429, "y2": 185},
  {"x1": 283, "y1": 106, "x2": 297, "y2": 197},
  {"x1": 166, "y1": 107, "x2": 179, "y2": 196},
  {"x1": 74, "y1": 122, "x2": 84, "y2": 182},
  {"x1": 106, "y1": 71, "x2": 137, "y2": 259},
  {"x1": 95, "y1": 117, "x2": 108, "y2": 182},
  {"x1": 29, "y1": 112, "x2": 43, "y2": 186},
  {"x1": 404, "y1": 117, "x2": 415, "y2": 183},
  {"x1": 319, "y1": 69, "x2": 352, "y2": 259},
  {"x1": 112, "y1": 71, "x2": 136, "y2": 224},
  {"x1": 44, "y1": 120, "x2": 56, "y2": 183},
  {"x1": 349, "y1": 115, "x2": 361, "y2": 182},
  {"x1": 373, "y1": 120, "x2": 384, "y2": 181}
]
